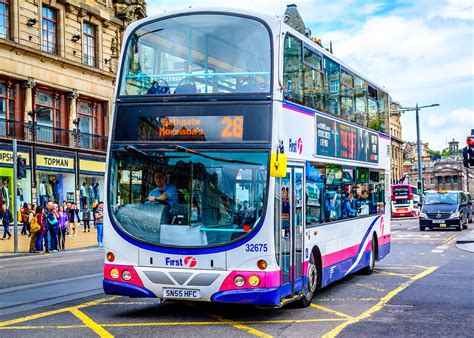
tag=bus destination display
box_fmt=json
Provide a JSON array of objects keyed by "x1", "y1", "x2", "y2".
[
  {"x1": 316, "y1": 115, "x2": 378, "y2": 164},
  {"x1": 139, "y1": 115, "x2": 244, "y2": 141}
]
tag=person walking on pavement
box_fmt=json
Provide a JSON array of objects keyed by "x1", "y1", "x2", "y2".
[
  {"x1": 20, "y1": 202, "x2": 30, "y2": 235},
  {"x1": 46, "y1": 202, "x2": 59, "y2": 252},
  {"x1": 28, "y1": 207, "x2": 39, "y2": 253},
  {"x1": 68, "y1": 203, "x2": 79, "y2": 236},
  {"x1": 58, "y1": 205, "x2": 68, "y2": 251},
  {"x1": 95, "y1": 201, "x2": 104, "y2": 247},
  {"x1": 82, "y1": 204, "x2": 91, "y2": 232},
  {"x1": 35, "y1": 206, "x2": 46, "y2": 253},
  {"x1": 1, "y1": 203, "x2": 12, "y2": 240}
]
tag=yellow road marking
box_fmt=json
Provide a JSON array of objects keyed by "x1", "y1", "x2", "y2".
[
  {"x1": 70, "y1": 308, "x2": 113, "y2": 338},
  {"x1": 322, "y1": 266, "x2": 438, "y2": 338},
  {"x1": 352, "y1": 283, "x2": 385, "y2": 292},
  {"x1": 310, "y1": 304, "x2": 354, "y2": 320},
  {"x1": 318, "y1": 298, "x2": 378, "y2": 302},
  {"x1": 0, "y1": 296, "x2": 118, "y2": 328},
  {"x1": 0, "y1": 318, "x2": 347, "y2": 331},
  {"x1": 99, "y1": 302, "x2": 151, "y2": 305},
  {"x1": 212, "y1": 315, "x2": 273, "y2": 337},
  {"x1": 445, "y1": 234, "x2": 461, "y2": 245},
  {"x1": 375, "y1": 271, "x2": 414, "y2": 278},
  {"x1": 443, "y1": 234, "x2": 457, "y2": 245}
]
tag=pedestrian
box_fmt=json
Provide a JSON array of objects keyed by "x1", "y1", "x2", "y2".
[
  {"x1": 68, "y1": 203, "x2": 79, "y2": 236},
  {"x1": 82, "y1": 204, "x2": 91, "y2": 232},
  {"x1": 1, "y1": 204, "x2": 12, "y2": 240},
  {"x1": 47, "y1": 202, "x2": 59, "y2": 252},
  {"x1": 28, "y1": 207, "x2": 40, "y2": 253},
  {"x1": 20, "y1": 202, "x2": 29, "y2": 235},
  {"x1": 1, "y1": 179, "x2": 9, "y2": 210},
  {"x1": 62, "y1": 201, "x2": 69, "y2": 235},
  {"x1": 35, "y1": 206, "x2": 46, "y2": 253},
  {"x1": 28, "y1": 203, "x2": 36, "y2": 236},
  {"x1": 58, "y1": 205, "x2": 68, "y2": 251},
  {"x1": 95, "y1": 201, "x2": 104, "y2": 247}
]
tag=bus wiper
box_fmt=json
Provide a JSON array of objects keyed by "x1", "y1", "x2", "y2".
[{"x1": 173, "y1": 145, "x2": 260, "y2": 165}]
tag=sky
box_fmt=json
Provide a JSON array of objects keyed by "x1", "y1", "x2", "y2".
[{"x1": 146, "y1": 0, "x2": 474, "y2": 151}]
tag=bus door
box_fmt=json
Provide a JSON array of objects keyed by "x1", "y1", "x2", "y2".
[{"x1": 277, "y1": 165, "x2": 305, "y2": 300}]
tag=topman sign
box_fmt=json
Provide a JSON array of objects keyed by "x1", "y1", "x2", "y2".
[{"x1": 36, "y1": 154, "x2": 74, "y2": 170}]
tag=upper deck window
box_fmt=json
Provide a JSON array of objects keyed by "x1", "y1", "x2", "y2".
[{"x1": 119, "y1": 14, "x2": 271, "y2": 96}]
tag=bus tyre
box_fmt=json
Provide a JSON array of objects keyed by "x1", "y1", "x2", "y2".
[
  {"x1": 361, "y1": 237, "x2": 376, "y2": 275},
  {"x1": 298, "y1": 253, "x2": 318, "y2": 308}
]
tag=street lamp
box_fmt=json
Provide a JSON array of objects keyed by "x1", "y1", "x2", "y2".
[{"x1": 398, "y1": 103, "x2": 440, "y2": 192}]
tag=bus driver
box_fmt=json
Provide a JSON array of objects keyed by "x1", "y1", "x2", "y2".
[{"x1": 147, "y1": 171, "x2": 179, "y2": 210}]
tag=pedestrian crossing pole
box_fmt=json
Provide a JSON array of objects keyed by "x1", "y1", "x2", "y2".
[{"x1": 13, "y1": 139, "x2": 18, "y2": 253}]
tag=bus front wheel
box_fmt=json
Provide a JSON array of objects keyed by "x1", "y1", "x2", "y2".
[
  {"x1": 361, "y1": 236, "x2": 376, "y2": 275},
  {"x1": 297, "y1": 252, "x2": 318, "y2": 308}
]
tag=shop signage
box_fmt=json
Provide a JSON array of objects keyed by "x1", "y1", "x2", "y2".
[
  {"x1": 316, "y1": 115, "x2": 379, "y2": 164},
  {"x1": 36, "y1": 154, "x2": 74, "y2": 170},
  {"x1": 79, "y1": 159, "x2": 106, "y2": 174},
  {"x1": 0, "y1": 150, "x2": 30, "y2": 166}
]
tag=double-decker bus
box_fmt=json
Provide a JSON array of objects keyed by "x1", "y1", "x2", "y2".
[
  {"x1": 103, "y1": 8, "x2": 391, "y2": 308},
  {"x1": 391, "y1": 184, "x2": 420, "y2": 217}
]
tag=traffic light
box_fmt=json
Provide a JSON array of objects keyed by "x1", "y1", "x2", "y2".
[
  {"x1": 467, "y1": 135, "x2": 474, "y2": 167},
  {"x1": 462, "y1": 147, "x2": 470, "y2": 168},
  {"x1": 17, "y1": 156, "x2": 27, "y2": 179},
  {"x1": 417, "y1": 180, "x2": 423, "y2": 194}
]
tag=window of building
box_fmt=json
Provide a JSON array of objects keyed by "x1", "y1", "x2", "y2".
[
  {"x1": 323, "y1": 57, "x2": 340, "y2": 116},
  {"x1": 453, "y1": 176, "x2": 458, "y2": 184},
  {"x1": 77, "y1": 100, "x2": 96, "y2": 148},
  {"x1": 0, "y1": 0, "x2": 9, "y2": 39},
  {"x1": 302, "y1": 47, "x2": 324, "y2": 111},
  {"x1": 35, "y1": 91, "x2": 61, "y2": 143},
  {"x1": 0, "y1": 82, "x2": 14, "y2": 136},
  {"x1": 83, "y1": 23, "x2": 96, "y2": 67},
  {"x1": 42, "y1": 6, "x2": 57, "y2": 54},
  {"x1": 283, "y1": 34, "x2": 303, "y2": 104}
]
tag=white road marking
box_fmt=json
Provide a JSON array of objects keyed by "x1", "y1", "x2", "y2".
[
  {"x1": 431, "y1": 249, "x2": 444, "y2": 253},
  {"x1": 437, "y1": 245, "x2": 449, "y2": 250},
  {"x1": 50, "y1": 259, "x2": 84, "y2": 263},
  {"x1": 408, "y1": 226, "x2": 418, "y2": 230}
]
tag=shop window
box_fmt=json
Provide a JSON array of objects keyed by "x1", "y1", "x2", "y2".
[
  {"x1": 35, "y1": 91, "x2": 61, "y2": 143},
  {"x1": 83, "y1": 23, "x2": 96, "y2": 67},
  {"x1": 42, "y1": 6, "x2": 57, "y2": 54},
  {"x1": 302, "y1": 47, "x2": 324, "y2": 111},
  {"x1": 283, "y1": 34, "x2": 303, "y2": 104},
  {"x1": 0, "y1": 0, "x2": 9, "y2": 39},
  {"x1": 323, "y1": 57, "x2": 340, "y2": 116},
  {"x1": 0, "y1": 82, "x2": 15, "y2": 136}
]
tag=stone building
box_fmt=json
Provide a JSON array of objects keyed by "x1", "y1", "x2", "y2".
[
  {"x1": 389, "y1": 101, "x2": 404, "y2": 183},
  {"x1": 0, "y1": 0, "x2": 145, "y2": 210}
]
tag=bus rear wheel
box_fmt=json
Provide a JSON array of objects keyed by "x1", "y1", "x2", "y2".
[{"x1": 297, "y1": 253, "x2": 318, "y2": 308}]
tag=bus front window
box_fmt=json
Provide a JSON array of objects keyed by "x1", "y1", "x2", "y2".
[
  {"x1": 109, "y1": 150, "x2": 268, "y2": 247},
  {"x1": 119, "y1": 14, "x2": 271, "y2": 96}
]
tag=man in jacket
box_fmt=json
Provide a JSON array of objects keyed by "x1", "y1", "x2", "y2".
[
  {"x1": 1, "y1": 203, "x2": 12, "y2": 240},
  {"x1": 46, "y1": 201, "x2": 59, "y2": 252}
]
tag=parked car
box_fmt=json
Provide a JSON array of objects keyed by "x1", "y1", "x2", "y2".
[{"x1": 419, "y1": 190, "x2": 471, "y2": 231}]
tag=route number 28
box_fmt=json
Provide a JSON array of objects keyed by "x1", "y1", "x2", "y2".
[{"x1": 221, "y1": 116, "x2": 243, "y2": 138}]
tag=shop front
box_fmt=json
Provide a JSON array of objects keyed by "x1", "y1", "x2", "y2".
[
  {"x1": 0, "y1": 145, "x2": 32, "y2": 212},
  {"x1": 35, "y1": 151, "x2": 76, "y2": 207},
  {"x1": 78, "y1": 156, "x2": 105, "y2": 209}
]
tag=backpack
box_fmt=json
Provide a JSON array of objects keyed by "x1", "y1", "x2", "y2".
[{"x1": 29, "y1": 215, "x2": 41, "y2": 233}]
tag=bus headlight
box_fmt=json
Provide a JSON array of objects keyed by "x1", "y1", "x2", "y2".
[
  {"x1": 110, "y1": 268, "x2": 119, "y2": 279},
  {"x1": 234, "y1": 275, "x2": 245, "y2": 287},
  {"x1": 449, "y1": 212, "x2": 460, "y2": 219},
  {"x1": 122, "y1": 270, "x2": 132, "y2": 281},
  {"x1": 248, "y1": 275, "x2": 260, "y2": 287}
]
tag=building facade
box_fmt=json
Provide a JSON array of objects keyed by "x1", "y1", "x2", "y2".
[
  {"x1": 0, "y1": 0, "x2": 145, "y2": 210},
  {"x1": 389, "y1": 101, "x2": 404, "y2": 183}
]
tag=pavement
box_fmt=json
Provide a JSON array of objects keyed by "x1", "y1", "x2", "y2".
[
  {"x1": 0, "y1": 224, "x2": 100, "y2": 257},
  {"x1": 0, "y1": 218, "x2": 472, "y2": 337},
  {"x1": 456, "y1": 229, "x2": 474, "y2": 252}
]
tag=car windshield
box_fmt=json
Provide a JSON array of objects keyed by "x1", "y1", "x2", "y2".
[
  {"x1": 109, "y1": 149, "x2": 268, "y2": 247},
  {"x1": 119, "y1": 14, "x2": 271, "y2": 96},
  {"x1": 423, "y1": 192, "x2": 458, "y2": 205}
]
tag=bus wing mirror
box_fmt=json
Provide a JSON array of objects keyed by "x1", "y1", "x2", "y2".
[{"x1": 270, "y1": 152, "x2": 287, "y2": 178}]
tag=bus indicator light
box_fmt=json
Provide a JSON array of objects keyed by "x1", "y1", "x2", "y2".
[
  {"x1": 257, "y1": 260, "x2": 267, "y2": 270},
  {"x1": 106, "y1": 252, "x2": 115, "y2": 262}
]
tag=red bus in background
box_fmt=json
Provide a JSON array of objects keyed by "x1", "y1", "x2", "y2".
[{"x1": 391, "y1": 184, "x2": 421, "y2": 217}]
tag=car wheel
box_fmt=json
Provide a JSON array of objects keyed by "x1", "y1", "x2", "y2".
[
  {"x1": 361, "y1": 237, "x2": 376, "y2": 275},
  {"x1": 456, "y1": 222, "x2": 462, "y2": 231},
  {"x1": 297, "y1": 253, "x2": 318, "y2": 308},
  {"x1": 420, "y1": 226, "x2": 425, "y2": 231}
]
